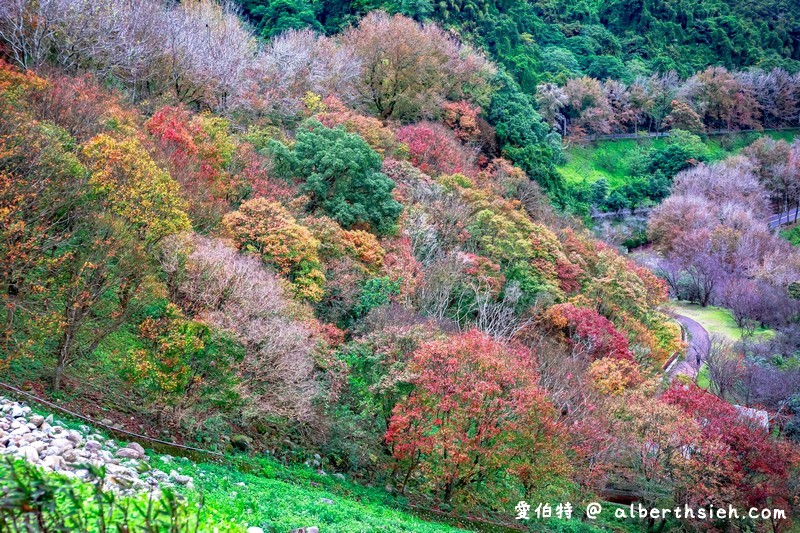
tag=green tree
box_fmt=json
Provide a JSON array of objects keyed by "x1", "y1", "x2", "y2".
[
  {"x1": 244, "y1": 0, "x2": 324, "y2": 38},
  {"x1": 268, "y1": 120, "x2": 402, "y2": 234},
  {"x1": 488, "y1": 71, "x2": 565, "y2": 197}
]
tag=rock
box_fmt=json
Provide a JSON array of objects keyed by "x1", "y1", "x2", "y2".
[
  {"x1": 44, "y1": 415, "x2": 53, "y2": 424},
  {"x1": 43, "y1": 438, "x2": 74, "y2": 457},
  {"x1": 66, "y1": 430, "x2": 83, "y2": 445},
  {"x1": 18, "y1": 445, "x2": 39, "y2": 463},
  {"x1": 62, "y1": 450, "x2": 79, "y2": 463},
  {"x1": 246, "y1": 528, "x2": 265, "y2": 533},
  {"x1": 333, "y1": 473, "x2": 345, "y2": 481},
  {"x1": 126, "y1": 442, "x2": 145, "y2": 457},
  {"x1": 159, "y1": 455, "x2": 172, "y2": 463},
  {"x1": 319, "y1": 498, "x2": 334, "y2": 505},
  {"x1": 29, "y1": 415, "x2": 44, "y2": 427},
  {"x1": 85, "y1": 440, "x2": 102, "y2": 452},
  {"x1": 105, "y1": 463, "x2": 131, "y2": 476},
  {"x1": 42, "y1": 455, "x2": 65, "y2": 471},
  {"x1": 230, "y1": 434, "x2": 252, "y2": 452},
  {"x1": 116, "y1": 447, "x2": 144, "y2": 460},
  {"x1": 289, "y1": 528, "x2": 319, "y2": 533},
  {"x1": 10, "y1": 406, "x2": 24, "y2": 418},
  {"x1": 100, "y1": 418, "x2": 113, "y2": 426},
  {"x1": 169, "y1": 470, "x2": 192, "y2": 485}
]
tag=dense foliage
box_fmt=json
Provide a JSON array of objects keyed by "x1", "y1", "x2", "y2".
[{"x1": 1, "y1": 0, "x2": 799, "y2": 529}]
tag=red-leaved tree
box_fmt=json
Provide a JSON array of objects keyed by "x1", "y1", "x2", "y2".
[
  {"x1": 385, "y1": 330, "x2": 568, "y2": 507},
  {"x1": 396, "y1": 121, "x2": 477, "y2": 177},
  {"x1": 546, "y1": 303, "x2": 634, "y2": 361},
  {"x1": 662, "y1": 384, "x2": 799, "y2": 520}
]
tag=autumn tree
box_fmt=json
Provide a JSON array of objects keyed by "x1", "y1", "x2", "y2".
[
  {"x1": 81, "y1": 134, "x2": 191, "y2": 244},
  {"x1": 396, "y1": 122, "x2": 477, "y2": 176},
  {"x1": 145, "y1": 105, "x2": 244, "y2": 231},
  {"x1": 160, "y1": 234, "x2": 322, "y2": 424},
  {"x1": 663, "y1": 384, "x2": 799, "y2": 517},
  {"x1": 343, "y1": 12, "x2": 493, "y2": 121},
  {"x1": 385, "y1": 330, "x2": 568, "y2": 507},
  {"x1": 222, "y1": 198, "x2": 325, "y2": 302},
  {"x1": 546, "y1": 303, "x2": 634, "y2": 361}
]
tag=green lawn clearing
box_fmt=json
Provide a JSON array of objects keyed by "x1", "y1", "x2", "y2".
[
  {"x1": 669, "y1": 302, "x2": 774, "y2": 343},
  {"x1": 558, "y1": 130, "x2": 800, "y2": 188}
]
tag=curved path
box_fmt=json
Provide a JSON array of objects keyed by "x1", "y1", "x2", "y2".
[{"x1": 670, "y1": 314, "x2": 709, "y2": 379}]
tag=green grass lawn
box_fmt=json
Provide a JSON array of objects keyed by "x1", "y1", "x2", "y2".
[
  {"x1": 558, "y1": 130, "x2": 800, "y2": 187},
  {"x1": 151, "y1": 455, "x2": 477, "y2": 533},
  {"x1": 780, "y1": 223, "x2": 800, "y2": 246},
  {"x1": 669, "y1": 302, "x2": 774, "y2": 342},
  {"x1": 696, "y1": 363, "x2": 711, "y2": 390}
]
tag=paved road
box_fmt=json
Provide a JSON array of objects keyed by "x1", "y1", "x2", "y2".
[
  {"x1": 670, "y1": 314, "x2": 710, "y2": 379},
  {"x1": 769, "y1": 209, "x2": 800, "y2": 229}
]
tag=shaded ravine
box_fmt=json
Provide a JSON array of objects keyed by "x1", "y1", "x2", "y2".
[{"x1": 670, "y1": 314, "x2": 710, "y2": 379}]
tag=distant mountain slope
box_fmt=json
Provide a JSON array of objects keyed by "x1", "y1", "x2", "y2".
[{"x1": 236, "y1": 0, "x2": 800, "y2": 91}]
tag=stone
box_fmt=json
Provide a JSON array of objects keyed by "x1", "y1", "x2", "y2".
[
  {"x1": 126, "y1": 442, "x2": 145, "y2": 456},
  {"x1": 105, "y1": 463, "x2": 131, "y2": 476},
  {"x1": 42, "y1": 455, "x2": 65, "y2": 471},
  {"x1": 10, "y1": 406, "x2": 24, "y2": 418},
  {"x1": 44, "y1": 415, "x2": 53, "y2": 424},
  {"x1": 85, "y1": 440, "x2": 102, "y2": 452},
  {"x1": 319, "y1": 498, "x2": 334, "y2": 505},
  {"x1": 170, "y1": 470, "x2": 191, "y2": 485},
  {"x1": 51, "y1": 437, "x2": 73, "y2": 447},
  {"x1": 18, "y1": 445, "x2": 39, "y2": 463},
  {"x1": 230, "y1": 434, "x2": 252, "y2": 452},
  {"x1": 246, "y1": 528, "x2": 265, "y2": 533},
  {"x1": 116, "y1": 447, "x2": 144, "y2": 460},
  {"x1": 289, "y1": 528, "x2": 319, "y2": 533},
  {"x1": 62, "y1": 450, "x2": 79, "y2": 463},
  {"x1": 66, "y1": 430, "x2": 83, "y2": 445},
  {"x1": 29, "y1": 415, "x2": 44, "y2": 427},
  {"x1": 100, "y1": 418, "x2": 113, "y2": 426}
]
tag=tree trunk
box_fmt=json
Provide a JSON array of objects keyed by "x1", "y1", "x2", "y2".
[{"x1": 53, "y1": 360, "x2": 65, "y2": 391}]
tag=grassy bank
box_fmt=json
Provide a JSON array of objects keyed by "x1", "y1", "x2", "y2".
[{"x1": 559, "y1": 130, "x2": 800, "y2": 188}]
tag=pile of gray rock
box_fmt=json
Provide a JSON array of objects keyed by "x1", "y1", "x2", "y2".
[{"x1": 0, "y1": 397, "x2": 193, "y2": 495}]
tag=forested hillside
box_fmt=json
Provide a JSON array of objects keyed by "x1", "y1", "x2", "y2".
[
  {"x1": 237, "y1": 0, "x2": 800, "y2": 82},
  {"x1": 0, "y1": 0, "x2": 799, "y2": 531}
]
